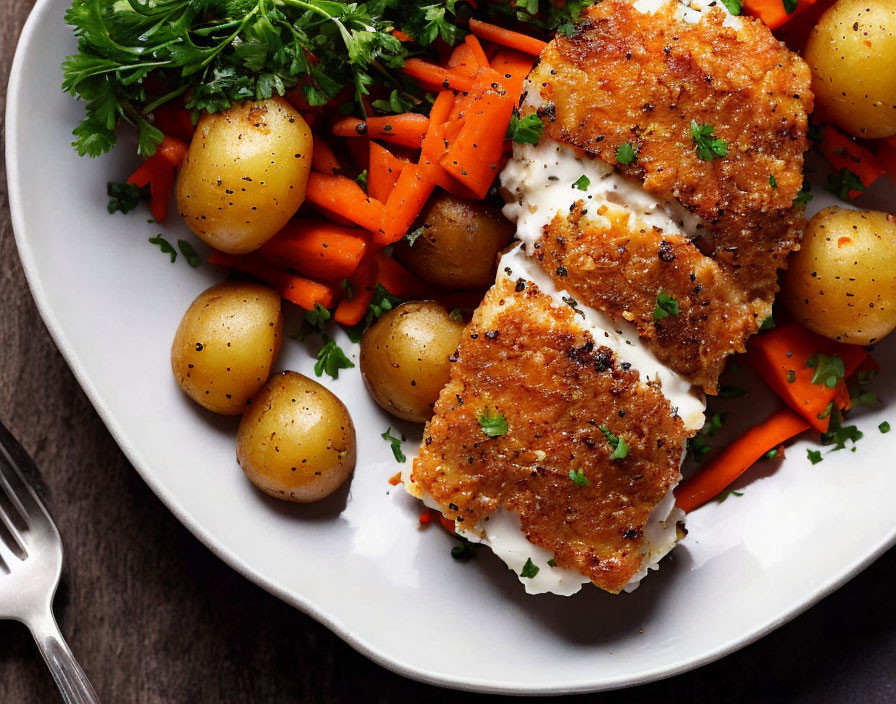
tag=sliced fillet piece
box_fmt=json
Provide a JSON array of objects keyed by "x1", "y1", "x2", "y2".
[{"x1": 407, "y1": 248, "x2": 693, "y2": 594}]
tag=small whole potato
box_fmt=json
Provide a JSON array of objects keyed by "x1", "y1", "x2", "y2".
[
  {"x1": 177, "y1": 97, "x2": 312, "y2": 253},
  {"x1": 237, "y1": 372, "x2": 356, "y2": 503},
  {"x1": 783, "y1": 206, "x2": 896, "y2": 344},
  {"x1": 805, "y1": 0, "x2": 896, "y2": 138},
  {"x1": 393, "y1": 193, "x2": 514, "y2": 290},
  {"x1": 361, "y1": 302, "x2": 465, "y2": 422},
  {"x1": 172, "y1": 281, "x2": 283, "y2": 415}
]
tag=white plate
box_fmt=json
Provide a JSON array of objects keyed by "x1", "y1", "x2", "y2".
[{"x1": 8, "y1": 0, "x2": 896, "y2": 694}]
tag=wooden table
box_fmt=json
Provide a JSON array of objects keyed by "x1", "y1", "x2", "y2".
[{"x1": 2, "y1": 2, "x2": 895, "y2": 701}]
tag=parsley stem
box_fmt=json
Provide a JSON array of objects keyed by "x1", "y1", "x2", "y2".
[
  {"x1": 196, "y1": 2, "x2": 264, "y2": 71},
  {"x1": 141, "y1": 84, "x2": 191, "y2": 116}
]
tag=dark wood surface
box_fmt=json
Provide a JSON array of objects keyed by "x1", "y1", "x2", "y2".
[{"x1": 2, "y1": 2, "x2": 896, "y2": 702}]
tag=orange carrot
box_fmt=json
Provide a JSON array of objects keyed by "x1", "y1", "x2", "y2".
[
  {"x1": 368, "y1": 143, "x2": 408, "y2": 203},
  {"x1": 311, "y1": 137, "x2": 341, "y2": 175},
  {"x1": 490, "y1": 48, "x2": 537, "y2": 100},
  {"x1": 468, "y1": 18, "x2": 547, "y2": 57},
  {"x1": 464, "y1": 33, "x2": 490, "y2": 70},
  {"x1": 418, "y1": 510, "x2": 433, "y2": 525},
  {"x1": 742, "y1": 0, "x2": 818, "y2": 30},
  {"x1": 675, "y1": 408, "x2": 810, "y2": 513},
  {"x1": 817, "y1": 123, "x2": 886, "y2": 197},
  {"x1": 332, "y1": 114, "x2": 430, "y2": 149},
  {"x1": 127, "y1": 135, "x2": 189, "y2": 222},
  {"x1": 745, "y1": 321, "x2": 868, "y2": 432},
  {"x1": 333, "y1": 254, "x2": 378, "y2": 326},
  {"x1": 375, "y1": 252, "x2": 429, "y2": 299},
  {"x1": 305, "y1": 173, "x2": 385, "y2": 233},
  {"x1": 377, "y1": 165, "x2": 435, "y2": 246},
  {"x1": 392, "y1": 29, "x2": 412, "y2": 42},
  {"x1": 439, "y1": 69, "x2": 514, "y2": 198},
  {"x1": 448, "y1": 38, "x2": 488, "y2": 77},
  {"x1": 343, "y1": 136, "x2": 370, "y2": 172},
  {"x1": 257, "y1": 220, "x2": 367, "y2": 281},
  {"x1": 208, "y1": 251, "x2": 337, "y2": 310},
  {"x1": 401, "y1": 58, "x2": 475, "y2": 93}
]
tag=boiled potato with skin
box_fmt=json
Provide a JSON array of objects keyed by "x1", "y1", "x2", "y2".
[
  {"x1": 237, "y1": 372, "x2": 356, "y2": 503},
  {"x1": 783, "y1": 206, "x2": 896, "y2": 344},
  {"x1": 361, "y1": 302, "x2": 465, "y2": 423},
  {"x1": 393, "y1": 193, "x2": 514, "y2": 290},
  {"x1": 172, "y1": 281, "x2": 283, "y2": 415},
  {"x1": 805, "y1": 0, "x2": 896, "y2": 138},
  {"x1": 177, "y1": 97, "x2": 312, "y2": 253}
]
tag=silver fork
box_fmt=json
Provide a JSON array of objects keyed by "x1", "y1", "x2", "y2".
[{"x1": 0, "y1": 420, "x2": 100, "y2": 703}]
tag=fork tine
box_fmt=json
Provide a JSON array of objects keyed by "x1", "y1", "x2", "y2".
[
  {"x1": 0, "y1": 420, "x2": 55, "y2": 533},
  {"x1": 0, "y1": 502, "x2": 27, "y2": 561}
]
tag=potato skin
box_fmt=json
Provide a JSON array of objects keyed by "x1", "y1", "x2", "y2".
[
  {"x1": 237, "y1": 372, "x2": 356, "y2": 503},
  {"x1": 177, "y1": 97, "x2": 312, "y2": 253},
  {"x1": 171, "y1": 281, "x2": 283, "y2": 415},
  {"x1": 805, "y1": 0, "x2": 896, "y2": 138},
  {"x1": 783, "y1": 206, "x2": 896, "y2": 344},
  {"x1": 360, "y1": 302, "x2": 465, "y2": 422},
  {"x1": 393, "y1": 193, "x2": 514, "y2": 290}
]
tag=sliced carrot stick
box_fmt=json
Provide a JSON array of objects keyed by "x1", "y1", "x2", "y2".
[
  {"x1": 468, "y1": 18, "x2": 547, "y2": 57},
  {"x1": 333, "y1": 254, "x2": 378, "y2": 326},
  {"x1": 401, "y1": 58, "x2": 475, "y2": 93},
  {"x1": 332, "y1": 114, "x2": 430, "y2": 149},
  {"x1": 817, "y1": 123, "x2": 886, "y2": 197},
  {"x1": 375, "y1": 252, "x2": 429, "y2": 299},
  {"x1": 377, "y1": 164, "x2": 435, "y2": 246},
  {"x1": 742, "y1": 0, "x2": 818, "y2": 30},
  {"x1": 439, "y1": 70, "x2": 514, "y2": 198},
  {"x1": 208, "y1": 251, "x2": 337, "y2": 310},
  {"x1": 343, "y1": 135, "x2": 370, "y2": 172},
  {"x1": 448, "y1": 39, "x2": 487, "y2": 77},
  {"x1": 368, "y1": 143, "x2": 408, "y2": 203},
  {"x1": 675, "y1": 408, "x2": 810, "y2": 513},
  {"x1": 464, "y1": 33, "x2": 490, "y2": 70},
  {"x1": 257, "y1": 220, "x2": 367, "y2": 281},
  {"x1": 745, "y1": 321, "x2": 868, "y2": 432},
  {"x1": 127, "y1": 135, "x2": 189, "y2": 222},
  {"x1": 311, "y1": 137, "x2": 341, "y2": 175},
  {"x1": 489, "y1": 48, "x2": 537, "y2": 101},
  {"x1": 392, "y1": 29, "x2": 412, "y2": 42},
  {"x1": 305, "y1": 173, "x2": 385, "y2": 233}
]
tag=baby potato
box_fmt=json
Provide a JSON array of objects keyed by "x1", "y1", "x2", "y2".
[
  {"x1": 171, "y1": 281, "x2": 283, "y2": 415},
  {"x1": 361, "y1": 302, "x2": 465, "y2": 422},
  {"x1": 177, "y1": 97, "x2": 312, "y2": 253},
  {"x1": 393, "y1": 193, "x2": 514, "y2": 290},
  {"x1": 783, "y1": 206, "x2": 896, "y2": 344},
  {"x1": 237, "y1": 372, "x2": 356, "y2": 503},
  {"x1": 805, "y1": 0, "x2": 896, "y2": 138}
]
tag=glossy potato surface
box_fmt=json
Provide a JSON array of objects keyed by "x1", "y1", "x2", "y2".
[
  {"x1": 360, "y1": 302, "x2": 465, "y2": 423},
  {"x1": 393, "y1": 193, "x2": 514, "y2": 290},
  {"x1": 783, "y1": 206, "x2": 896, "y2": 344},
  {"x1": 805, "y1": 0, "x2": 896, "y2": 138},
  {"x1": 177, "y1": 97, "x2": 312, "y2": 253},
  {"x1": 171, "y1": 281, "x2": 283, "y2": 415},
  {"x1": 237, "y1": 372, "x2": 356, "y2": 502}
]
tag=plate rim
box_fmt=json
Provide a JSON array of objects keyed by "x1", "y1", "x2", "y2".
[{"x1": 6, "y1": 0, "x2": 896, "y2": 694}]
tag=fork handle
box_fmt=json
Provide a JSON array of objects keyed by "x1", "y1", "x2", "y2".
[{"x1": 28, "y1": 610, "x2": 101, "y2": 704}]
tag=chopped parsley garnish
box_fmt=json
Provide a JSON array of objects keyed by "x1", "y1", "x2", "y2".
[
  {"x1": 806, "y1": 353, "x2": 845, "y2": 389},
  {"x1": 294, "y1": 303, "x2": 332, "y2": 341},
  {"x1": 520, "y1": 558, "x2": 539, "y2": 578},
  {"x1": 720, "y1": 0, "x2": 742, "y2": 14},
  {"x1": 820, "y1": 414, "x2": 863, "y2": 451},
  {"x1": 574, "y1": 174, "x2": 591, "y2": 191},
  {"x1": 486, "y1": 0, "x2": 590, "y2": 39},
  {"x1": 817, "y1": 402, "x2": 834, "y2": 421},
  {"x1": 782, "y1": 0, "x2": 798, "y2": 14},
  {"x1": 616, "y1": 142, "x2": 637, "y2": 165},
  {"x1": 569, "y1": 468, "x2": 589, "y2": 487},
  {"x1": 148, "y1": 234, "x2": 177, "y2": 262},
  {"x1": 690, "y1": 121, "x2": 727, "y2": 161},
  {"x1": 372, "y1": 89, "x2": 417, "y2": 115},
  {"x1": 794, "y1": 180, "x2": 814, "y2": 206},
  {"x1": 807, "y1": 449, "x2": 823, "y2": 465},
  {"x1": 852, "y1": 391, "x2": 879, "y2": 407},
  {"x1": 764, "y1": 448, "x2": 779, "y2": 460},
  {"x1": 715, "y1": 487, "x2": 744, "y2": 503},
  {"x1": 355, "y1": 169, "x2": 368, "y2": 191},
  {"x1": 449, "y1": 308, "x2": 465, "y2": 322},
  {"x1": 653, "y1": 290, "x2": 679, "y2": 320},
  {"x1": 688, "y1": 411, "x2": 725, "y2": 464},
  {"x1": 507, "y1": 112, "x2": 544, "y2": 145},
  {"x1": 314, "y1": 337, "x2": 355, "y2": 379},
  {"x1": 107, "y1": 181, "x2": 147, "y2": 214},
  {"x1": 787, "y1": 370, "x2": 797, "y2": 383},
  {"x1": 451, "y1": 536, "x2": 477, "y2": 562},
  {"x1": 769, "y1": 174, "x2": 778, "y2": 189},
  {"x1": 547, "y1": 558, "x2": 557, "y2": 567},
  {"x1": 381, "y1": 427, "x2": 406, "y2": 463},
  {"x1": 177, "y1": 240, "x2": 200, "y2": 268},
  {"x1": 880, "y1": 421, "x2": 891, "y2": 434},
  {"x1": 826, "y1": 168, "x2": 865, "y2": 201},
  {"x1": 340, "y1": 278, "x2": 356, "y2": 301},
  {"x1": 343, "y1": 284, "x2": 404, "y2": 343},
  {"x1": 478, "y1": 407, "x2": 508, "y2": 437},
  {"x1": 599, "y1": 424, "x2": 629, "y2": 460},
  {"x1": 759, "y1": 315, "x2": 775, "y2": 331}
]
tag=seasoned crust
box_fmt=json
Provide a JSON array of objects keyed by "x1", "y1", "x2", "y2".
[{"x1": 410, "y1": 274, "x2": 690, "y2": 593}]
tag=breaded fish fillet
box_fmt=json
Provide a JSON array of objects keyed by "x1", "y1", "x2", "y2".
[
  {"x1": 407, "y1": 248, "x2": 693, "y2": 594},
  {"x1": 514, "y1": 0, "x2": 813, "y2": 391}
]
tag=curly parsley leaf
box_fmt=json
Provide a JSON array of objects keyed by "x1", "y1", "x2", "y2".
[
  {"x1": 520, "y1": 557, "x2": 539, "y2": 578},
  {"x1": 381, "y1": 427, "x2": 406, "y2": 463},
  {"x1": 807, "y1": 449, "x2": 823, "y2": 465},
  {"x1": 148, "y1": 234, "x2": 177, "y2": 262},
  {"x1": 690, "y1": 120, "x2": 728, "y2": 161},
  {"x1": 616, "y1": 142, "x2": 637, "y2": 165},
  {"x1": 806, "y1": 353, "x2": 846, "y2": 390},
  {"x1": 507, "y1": 112, "x2": 544, "y2": 145},
  {"x1": 177, "y1": 239, "x2": 200, "y2": 268},
  {"x1": 314, "y1": 336, "x2": 355, "y2": 379},
  {"x1": 107, "y1": 181, "x2": 148, "y2": 214},
  {"x1": 653, "y1": 290, "x2": 679, "y2": 320},
  {"x1": 599, "y1": 424, "x2": 629, "y2": 460},
  {"x1": 478, "y1": 407, "x2": 508, "y2": 437},
  {"x1": 574, "y1": 174, "x2": 590, "y2": 191},
  {"x1": 343, "y1": 283, "x2": 405, "y2": 343}
]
